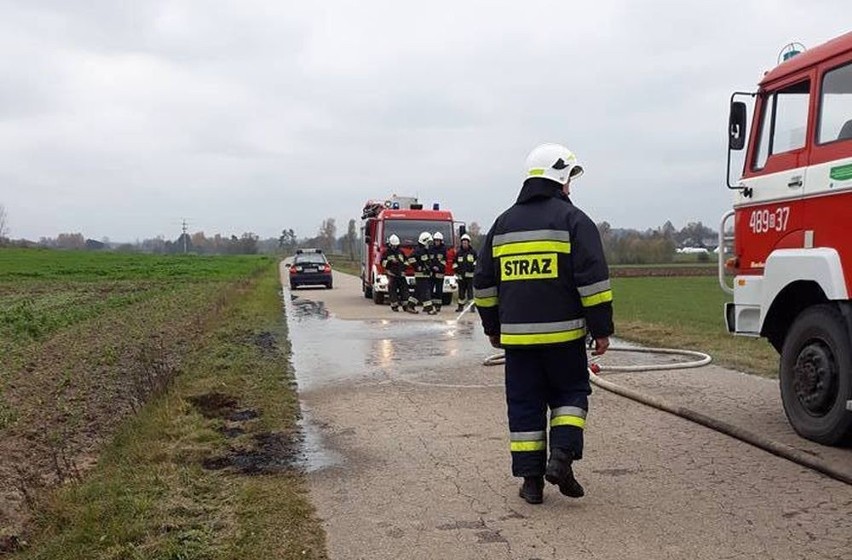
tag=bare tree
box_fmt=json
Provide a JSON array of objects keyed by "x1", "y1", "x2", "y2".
[
  {"x1": 56, "y1": 233, "x2": 85, "y2": 250},
  {"x1": 318, "y1": 218, "x2": 337, "y2": 253},
  {"x1": 467, "y1": 221, "x2": 482, "y2": 249},
  {"x1": 279, "y1": 228, "x2": 297, "y2": 253},
  {"x1": 346, "y1": 219, "x2": 357, "y2": 260},
  {"x1": 0, "y1": 204, "x2": 9, "y2": 239}
]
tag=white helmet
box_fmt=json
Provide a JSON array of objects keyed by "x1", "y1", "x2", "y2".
[
  {"x1": 388, "y1": 234, "x2": 400, "y2": 247},
  {"x1": 418, "y1": 231, "x2": 432, "y2": 245},
  {"x1": 461, "y1": 233, "x2": 471, "y2": 242},
  {"x1": 433, "y1": 231, "x2": 444, "y2": 241},
  {"x1": 525, "y1": 143, "x2": 584, "y2": 185}
]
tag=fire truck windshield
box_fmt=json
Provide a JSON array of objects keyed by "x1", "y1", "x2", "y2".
[{"x1": 384, "y1": 220, "x2": 453, "y2": 246}]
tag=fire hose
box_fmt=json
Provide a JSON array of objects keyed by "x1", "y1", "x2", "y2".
[{"x1": 482, "y1": 346, "x2": 852, "y2": 486}]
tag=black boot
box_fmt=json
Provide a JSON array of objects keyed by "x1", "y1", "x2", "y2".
[
  {"x1": 455, "y1": 304, "x2": 464, "y2": 313},
  {"x1": 404, "y1": 303, "x2": 419, "y2": 314},
  {"x1": 545, "y1": 448, "x2": 584, "y2": 498},
  {"x1": 518, "y1": 476, "x2": 544, "y2": 504},
  {"x1": 391, "y1": 305, "x2": 400, "y2": 312}
]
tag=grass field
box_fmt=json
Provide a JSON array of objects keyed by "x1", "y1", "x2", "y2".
[
  {"x1": 326, "y1": 254, "x2": 360, "y2": 277},
  {"x1": 612, "y1": 276, "x2": 778, "y2": 377},
  {"x1": 0, "y1": 249, "x2": 325, "y2": 558}
]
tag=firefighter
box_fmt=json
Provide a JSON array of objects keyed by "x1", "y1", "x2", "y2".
[
  {"x1": 429, "y1": 231, "x2": 448, "y2": 312},
  {"x1": 474, "y1": 143, "x2": 613, "y2": 505},
  {"x1": 407, "y1": 231, "x2": 436, "y2": 315},
  {"x1": 453, "y1": 233, "x2": 477, "y2": 313},
  {"x1": 380, "y1": 234, "x2": 412, "y2": 312}
]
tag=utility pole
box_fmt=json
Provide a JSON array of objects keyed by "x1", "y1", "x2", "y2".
[{"x1": 181, "y1": 219, "x2": 188, "y2": 254}]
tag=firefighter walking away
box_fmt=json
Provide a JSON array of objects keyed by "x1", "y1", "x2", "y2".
[
  {"x1": 407, "y1": 231, "x2": 437, "y2": 315},
  {"x1": 381, "y1": 234, "x2": 413, "y2": 313},
  {"x1": 453, "y1": 233, "x2": 477, "y2": 313},
  {"x1": 474, "y1": 143, "x2": 613, "y2": 504}
]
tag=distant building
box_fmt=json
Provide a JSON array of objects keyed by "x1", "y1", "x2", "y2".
[{"x1": 85, "y1": 239, "x2": 105, "y2": 251}]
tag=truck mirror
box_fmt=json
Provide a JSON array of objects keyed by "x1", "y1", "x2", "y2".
[
  {"x1": 729, "y1": 101, "x2": 747, "y2": 151},
  {"x1": 458, "y1": 224, "x2": 466, "y2": 237}
]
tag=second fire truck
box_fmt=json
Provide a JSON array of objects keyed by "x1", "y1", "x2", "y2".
[{"x1": 722, "y1": 32, "x2": 852, "y2": 444}]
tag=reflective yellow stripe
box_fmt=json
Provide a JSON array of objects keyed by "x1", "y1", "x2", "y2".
[
  {"x1": 500, "y1": 329, "x2": 586, "y2": 346},
  {"x1": 528, "y1": 168, "x2": 545, "y2": 176},
  {"x1": 475, "y1": 296, "x2": 498, "y2": 308},
  {"x1": 510, "y1": 440, "x2": 546, "y2": 452},
  {"x1": 551, "y1": 416, "x2": 586, "y2": 429},
  {"x1": 493, "y1": 240, "x2": 571, "y2": 258},
  {"x1": 581, "y1": 289, "x2": 613, "y2": 307}
]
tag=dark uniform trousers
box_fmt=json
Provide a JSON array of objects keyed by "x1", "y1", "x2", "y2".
[
  {"x1": 430, "y1": 273, "x2": 444, "y2": 308},
  {"x1": 413, "y1": 276, "x2": 433, "y2": 311},
  {"x1": 387, "y1": 275, "x2": 408, "y2": 308},
  {"x1": 505, "y1": 341, "x2": 590, "y2": 477},
  {"x1": 457, "y1": 274, "x2": 473, "y2": 306},
  {"x1": 430, "y1": 246, "x2": 447, "y2": 308}
]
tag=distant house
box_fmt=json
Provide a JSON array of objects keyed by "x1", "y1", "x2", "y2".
[{"x1": 85, "y1": 239, "x2": 105, "y2": 251}]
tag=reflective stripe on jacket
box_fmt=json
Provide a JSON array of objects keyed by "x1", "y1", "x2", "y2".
[
  {"x1": 381, "y1": 246, "x2": 406, "y2": 276},
  {"x1": 429, "y1": 244, "x2": 447, "y2": 278},
  {"x1": 453, "y1": 247, "x2": 477, "y2": 277},
  {"x1": 473, "y1": 178, "x2": 613, "y2": 348},
  {"x1": 409, "y1": 245, "x2": 432, "y2": 278}
]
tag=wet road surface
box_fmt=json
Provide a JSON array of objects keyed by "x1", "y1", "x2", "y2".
[{"x1": 285, "y1": 267, "x2": 852, "y2": 560}]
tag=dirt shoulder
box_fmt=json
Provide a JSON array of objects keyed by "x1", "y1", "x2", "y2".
[
  {"x1": 7, "y1": 267, "x2": 326, "y2": 559},
  {"x1": 288, "y1": 266, "x2": 852, "y2": 560}
]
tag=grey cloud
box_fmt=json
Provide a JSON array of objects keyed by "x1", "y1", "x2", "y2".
[{"x1": 0, "y1": 0, "x2": 849, "y2": 240}]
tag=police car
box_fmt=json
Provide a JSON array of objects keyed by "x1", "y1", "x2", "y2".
[{"x1": 288, "y1": 249, "x2": 333, "y2": 289}]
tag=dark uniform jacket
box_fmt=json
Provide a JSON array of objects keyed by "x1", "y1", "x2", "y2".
[
  {"x1": 408, "y1": 244, "x2": 432, "y2": 278},
  {"x1": 453, "y1": 246, "x2": 478, "y2": 277},
  {"x1": 429, "y1": 244, "x2": 448, "y2": 277},
  {"x1": 380, "y1": 246, "x2": 407, "y2": 277},
  {"x1": 473, "y1": 178, "x2": 613, "y2": 348}
]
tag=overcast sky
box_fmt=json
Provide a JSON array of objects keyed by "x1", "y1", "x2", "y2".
[{"x1": 0, "y1": 1, "x2": 847, "y2": 241}]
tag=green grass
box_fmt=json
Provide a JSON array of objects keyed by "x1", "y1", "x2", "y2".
[
  {"x1": 326, "y1": 255, "x2": 360, "y2": 277},
  {"x1": 0, "y1": 249, "x2": 271, "y2": 346},
  {"x1": 0, "y1": 249, "x2": 324, "y2": 557},
  {"x1": 0, "y1": 248, "x2": 269, "y2": 281},
  {"x1": 14, "y1": 268, "x2": 327, "y2": 559},
  {"x1": 612, "y1": 276, "x2": 779, "y2": 377}
]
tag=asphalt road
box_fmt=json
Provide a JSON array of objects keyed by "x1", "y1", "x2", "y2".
[{"x1": 284, "y1": 265, "x2": 852, "y2": 560}]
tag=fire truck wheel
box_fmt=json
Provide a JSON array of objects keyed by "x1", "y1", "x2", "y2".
[
  {"x1": 442, "y1": 294, "x2": 453, "y2": 307},
  {"x1": 364, "y1": 283, "x2": 372, "y2": 299},
  {"x1": 373, "y1": 290, "x2": 385, "y2": 305},
  {"x1": 780, "y1": 304, "x2": 852, "y2": 445}
]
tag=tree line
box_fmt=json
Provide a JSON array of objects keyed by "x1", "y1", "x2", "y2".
[{"x1": 0, "y1": 202, "x2": 719, "y2": 264}]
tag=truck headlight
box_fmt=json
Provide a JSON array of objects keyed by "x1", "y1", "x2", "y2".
[
  {"x1": 444, "y1": 276, "x2": 457, "y2": 290},
  {"x1": 377, "y1": 275, "x2": 389, "y2": 287}
]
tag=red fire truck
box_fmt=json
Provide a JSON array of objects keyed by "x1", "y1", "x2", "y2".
[
  {"x1": 361, "y1": 195, "x2": 460, "y2": 305},
  {"x1": 722, "y1": 32, "x2": 852, "y2": 444}
]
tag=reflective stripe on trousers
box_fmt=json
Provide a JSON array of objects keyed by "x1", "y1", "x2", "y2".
[{"x1": 509, "y1": 430, "x2": 546, "y2": 452}]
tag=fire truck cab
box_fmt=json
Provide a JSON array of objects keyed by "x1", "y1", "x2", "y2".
[
  {"x1": 361, "y1": 195, "x2": 459, "y2": 305},
  {"x1": 722, "y1": 32, "x2": 852, "y2": 444}
]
